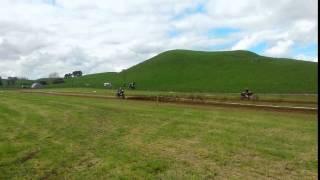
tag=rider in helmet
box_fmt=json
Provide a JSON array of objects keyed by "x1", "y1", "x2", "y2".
[
  {"x1": 244, "y1": 89, "x2": 249, "y2": 97},
  {"x1": 117, "y1": 87, "x2": 125, "y2": 98}
]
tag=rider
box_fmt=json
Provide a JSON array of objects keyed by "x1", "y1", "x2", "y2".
[
  {"x1": 120, "y1": 88, "x2": 124, "y2": 95},
  {"x1": 245, "y1": 88, "x2": 254, "y2": 97},
  {"x1": 241, "y1": 88, "x2": 252, "y2": 98},
  {"x1": 245, "y1": 89, "x2": 249, "y2": 97},
  {"x1": 117, "y1": 87, "x2": 125, "y2": 97}
]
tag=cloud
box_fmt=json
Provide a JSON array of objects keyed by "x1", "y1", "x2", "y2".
[
  {"x1": 264, "y1": 40, "x2": 294, "y2": 57},
  {"x1": 294, "y1": 54, "x2": 318, "y2": 62},
  {"x1": 231, "y1": 35, "x2": 258, "y2": 50},
  {"x1": 0, "y1": 0, "x2": 317, "y2": 79}
]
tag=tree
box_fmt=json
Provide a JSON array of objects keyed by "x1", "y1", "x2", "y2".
[
  {"x1": 18, "y1": 77, "x2": 28, "y2": 80},
  {"x1": 7, "y1": 77, "x2": 18, "y2": 86},
  {"x1": 72, "y1": 71, "x2": 82, "y2": 77},
  {"x1": 0, "y1": 77, "x2": 2, "y2": 86},
  {"x1": 49, "y1": 72, "x2": 60, "y2": 78},
  {"x1": 64, "y1": 73, "x2": 72, "y2": 79},
  {"x1": 38, "y1": 81, "x2": 48, "y2": 85}
]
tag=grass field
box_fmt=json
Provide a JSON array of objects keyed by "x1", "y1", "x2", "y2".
[{"x1": 0, "y1": 90, "x2": 317, "y2": 179}]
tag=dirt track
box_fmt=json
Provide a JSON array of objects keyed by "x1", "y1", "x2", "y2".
[{"x1": 20, "y1": 91, "x2": 317, "y2": 113}]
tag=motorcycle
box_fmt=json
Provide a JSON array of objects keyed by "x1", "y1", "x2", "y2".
[{"x1": 116, "y1": 90, "x2": 125, "y2": 99}]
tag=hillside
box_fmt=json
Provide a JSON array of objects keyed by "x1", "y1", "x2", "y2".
[{"x1": 52, "y1": 50, "x2": 317, "y2": 93}]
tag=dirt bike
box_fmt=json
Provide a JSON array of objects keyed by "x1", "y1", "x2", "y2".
[
  {"x1": 240, "y1": 92, "x2": 258, "y2": 100},
  {"x1": 116, "y1": 91, "x2": 125, "y2": 99}
]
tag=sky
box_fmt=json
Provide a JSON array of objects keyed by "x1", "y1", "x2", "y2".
[{"x1": 0, "y1": 0, "x2": 318, "y2": 79}]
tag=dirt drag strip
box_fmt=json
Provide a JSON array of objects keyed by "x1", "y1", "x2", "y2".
[
  {"x1": 20, "y1": 91, "x2": 317, "y2": 113},
  {"x1": 127, "y1": 96, "x2": 317, "y2": 113},
  {"x1": 21, "y1": 90, "x2": 116, "y2": 99}
]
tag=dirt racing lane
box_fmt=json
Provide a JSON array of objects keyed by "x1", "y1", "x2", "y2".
[
  {"x1": 126, "y1": 95, "x2": 317, "y2": 113},
  {"x1": 20, "y1": 90, "x2": 317, "y2": 113}
]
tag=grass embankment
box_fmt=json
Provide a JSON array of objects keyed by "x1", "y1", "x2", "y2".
[
  {"x1": 0, "y1": 91, "x2": 317, "y2": 179},
  {"x1": 50, "y1": 50, "x2": 317, "y2": 93}
]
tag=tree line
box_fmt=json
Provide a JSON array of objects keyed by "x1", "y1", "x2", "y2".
[
  {"x1": 0, "y1": 70, "x2": 83, "y2": 88},
  {"x1": 64, "y1": 71, "x2": 82, "y2": 78},
  {"x1": 0, "y1": 76, "x2": 34, "y2": 88}
]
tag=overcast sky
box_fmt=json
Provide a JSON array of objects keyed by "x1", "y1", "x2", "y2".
[{"x1": 0, "y1": 0, "x2": 318, "y2": 79}]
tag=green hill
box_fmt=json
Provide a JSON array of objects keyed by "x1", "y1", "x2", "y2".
[{"x1": 51, "y1": 50, "x2": 318, "y2": 93}]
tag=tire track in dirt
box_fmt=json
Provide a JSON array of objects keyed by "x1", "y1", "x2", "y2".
[{"x1": 20, "y1": 91, "x2": 317, "y2": 114}]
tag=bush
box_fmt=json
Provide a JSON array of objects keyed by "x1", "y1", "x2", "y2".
[{"x1": 38, "y1": 81, "x2": 48, "y2": 85}]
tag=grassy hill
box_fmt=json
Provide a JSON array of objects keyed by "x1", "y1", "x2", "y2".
[{"x1": 50, "y1": 50, "x2": 317, "y2": 93}]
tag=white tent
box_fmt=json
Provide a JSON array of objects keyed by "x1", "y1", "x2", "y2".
[{"x1": 31, "y1": 83, "x2": 42, "y2": 89}]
